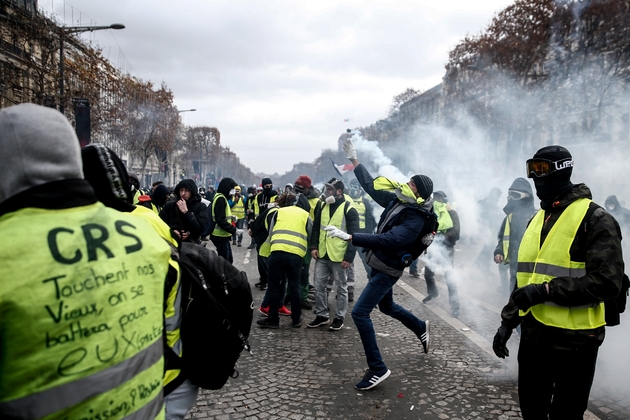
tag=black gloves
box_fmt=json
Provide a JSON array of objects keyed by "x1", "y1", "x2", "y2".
[
  {"x1": 511, "y1": 283, "x2": 549, "y2": 311},
  {"x1": 492, "y1": 324, "x2": 513, "y2": 359}
]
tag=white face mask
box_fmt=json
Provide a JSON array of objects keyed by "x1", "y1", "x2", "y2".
[
  {"x1": 229, "y1": 189, "x2": 236, "y2": 196},
  {"x1": 325, "y1": 195, "x2": 336, "y2": 205}
]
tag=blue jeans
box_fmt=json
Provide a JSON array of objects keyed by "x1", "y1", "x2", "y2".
[{"x1": 351, "y1": 269, "x2": 427, "y2": 371}]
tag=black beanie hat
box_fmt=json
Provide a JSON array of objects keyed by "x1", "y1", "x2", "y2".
[
  {"x1": 81, "y1": 144, "x2": 134, "y2": 212},
  {"x1": 433, "y1": 190, "x2": 447, "y2": 202},
  {"x1": 261, "y1": 177, "x2": 273, "y2": 187},
  {"x1": 411, "y1": 174, "x2": 433, "y2": 199},
  {"x1": 532, "y1": 145, "x2": 573, "y2": 177},
  {"x1": 151, "y1": 184, "x2": 171, "y2": 207}
]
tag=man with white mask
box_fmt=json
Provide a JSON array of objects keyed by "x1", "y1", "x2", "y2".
[{"x1": 307, "y1": 178, "x2": 359, "y2": 331}]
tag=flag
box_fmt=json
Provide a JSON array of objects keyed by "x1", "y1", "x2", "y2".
[
  {"x1": 343, "y1": 118, "x2": 352, "y2": 122},
  {"x1": 330, "y1": 158, "x2": 354, "y2": 178}
]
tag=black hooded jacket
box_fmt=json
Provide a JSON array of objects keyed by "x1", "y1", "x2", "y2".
[
  {"x1": 210, "y1": 178, "x2": 238, "y2": 242},
  {"x1": 159, "y1": 179, "x2": 208, "y2": 242}
]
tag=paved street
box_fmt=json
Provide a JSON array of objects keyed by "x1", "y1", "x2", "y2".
[{"x1": 186, "y1": 240, "x2": 630, "y2": 420}]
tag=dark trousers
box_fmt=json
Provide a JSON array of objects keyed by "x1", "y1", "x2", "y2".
[
  {"x1": 425, "y1": 246, "x2": 459, "y2": 312},
  {"x1": 257, "y1": 252, "x2": 268, "y2": 285},
  {"x1": 518, "y1": 337, "x2": 600, "y2": 419},
  {"x1": 266, "y1": 251, "x2": 303, "y2": 324},
  {"x1": 212, "y1": 239, "x2": 233, "y2": 264}
]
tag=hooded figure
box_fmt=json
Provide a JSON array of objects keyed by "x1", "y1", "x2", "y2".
[
  {"x1": 605, "y1": 195, "x2": 630, "y2": 234},
  {"x1": 159, "y1": 178, "x2": 208, "y2": 242},
  {"x1": 494, "y1": 177, "x2": 537, "y2": 295},
  {"x1": 209, "y1": 177, "x2": 240, "y2": 263}
]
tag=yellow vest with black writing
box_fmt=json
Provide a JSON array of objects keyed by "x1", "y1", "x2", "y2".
[
  {"x1": 502, "y1": 214, "x2": 512, "y2": 264},
  {"x1": 318, "y1": 200, "x2": 352, "y2": 263},
  {"x1": 0, "y1": 202, "x2": 170, "y2": 419},
  {"x1": 269, "y1": 206, "x2": 309, "y2": 258},
  {"x1": 259, "y1": 208, "x2": 279, "y2": 258},
  {"x1": 231, "y1": 196, "x2": 245, "y2": 220},
  {"x1": 133, "y1": 205, "x2": 183, "y2": 390},
  {"x1": 516, "y1": 198, "x2": 605, "y2": 330},
  {"x1": 212, "y1": 193, "x2": 232, "y2": 238}
]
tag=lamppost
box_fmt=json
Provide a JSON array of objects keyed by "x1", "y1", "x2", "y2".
[
  {"x1": 177, "y1": 108, "x2": 197, "y2": 183},
  {"x1": 59, "y1": 23, "x2": 125, "y2": 115}
]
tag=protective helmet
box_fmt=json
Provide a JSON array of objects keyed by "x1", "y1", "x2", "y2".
[
  {"x1": 234, "y1": 186, "x2": 241, "y2": 192},
  {"x1": 128, "y1": 170, "x2": 140, "y2": 191}
]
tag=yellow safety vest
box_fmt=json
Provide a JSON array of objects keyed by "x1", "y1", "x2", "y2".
[
  {"x1": 269, "y1": 206, "x2": 309, "y2": 257},
  {"x1": 318, "y1": 200, "x2": 351, "y2": 262},
  {"x1": 307, "y1": 197, "x2": 319, "y2": 221},
  {"x1": 352, "y1": 198, "x2": 366, "y2": 230},
  {"x1": 0, "y1": 202, "x2": 170, "y2": 419},
  {"x1": 212, "y1": 193, "x2": 233, "y2": 238},
  {"x1": 259, "y1": 208, "x2": 279, "y2": 258},
  {"x1": 433, "y1": 201, "x2": 453, "y2": 232},
  {"x1": 502, "y1": 214, "x2": 512, "y2": 264},
  {"x1": 517, "y1": 198, "x2": 604, "y2": 330},
  {"x1": 231, "y1": 196, "x2": 245, "y2": 219},
  {"x1": 132, "y1": 206, "x2": 182, "y2": 389}
]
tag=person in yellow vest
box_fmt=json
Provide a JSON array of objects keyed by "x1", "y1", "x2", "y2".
[
  {"x1": 257, "y1": 191, "x2": 312, "y2": 328},
  {"x1": 493, "y1": 145, "x2": 624, "y2": 419},
  {"x1": 228, "y1": 185, "x2": 247, "y2": 247},
  {"x1": 346, "y1": 178, "x2": 378, "y2": 300},
  {"x1": 421, "y1": 191, "x2": 461, "y2": 317},
  {"x1": 248, "y1": 178, "x2": 278, "y2": 289},
  {"x1": 294, "y1": 175, "x2": 321, "y2": 309},
  {"x1": 81, "y1": 144, "x2": 198, "y2": 420},
  {"x1": 493, "y1": 177, "x2": 536, "y2": 297},
  {"x1": 0, "y1": 104, "x2": 171, "y2": 419},
  {"x1": 210, "y1": 178, "x2": 241, "y2": 263},
  {"x1": 308, "y1": 178, "x2": 359, "y2": 331},
  {"x1": 128, "y1": 170, "x2": 142, "y2": 204}
]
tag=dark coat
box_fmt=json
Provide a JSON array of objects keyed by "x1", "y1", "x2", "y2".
[
  {"x1": 209, "y1": 178, "x2": 238, "y2": 242},
  {"x1": 350, "y1": 164, "x2": 435, "y2": 276},
  {"x1": 159, "y1": 179, "x2": 208, "y2": 242}
]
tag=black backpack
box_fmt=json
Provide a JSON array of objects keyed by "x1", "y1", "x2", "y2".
[{"x1": 175, "y1": 242, "x2": 254, "y2": 389}]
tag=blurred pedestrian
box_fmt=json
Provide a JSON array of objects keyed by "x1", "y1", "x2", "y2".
[
  {"x1": 422, "y1": 191, "x2": 461, "y2": 318},
  {"x1": 493, "y1": 177, "x2": 536, "y2": 296}
]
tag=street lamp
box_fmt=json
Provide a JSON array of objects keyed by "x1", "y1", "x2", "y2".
[
  {"x1": 59, "y1": 23, "x2": 125, "y2": 115},
  {"x1": 178, "y1": 109, "x2": 197, "y2": 113}
]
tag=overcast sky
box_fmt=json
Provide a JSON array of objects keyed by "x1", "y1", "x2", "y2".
[{"x1": 39, "y1": 0, "x2": 514, "y2": 175}]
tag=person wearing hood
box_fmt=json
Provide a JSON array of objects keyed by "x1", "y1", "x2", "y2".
[
  {"x1": 160, "y1": 178, "x2": 209, "y2": 243},
  {"x1": 605, "y1": 195, "x2": 630, "y2": 237},
  {"x1": 81, "y1": 143, "x2": 199, "y2": 420},
  {"x1": 209, "y1": 177, "x2": 241, "y2": 263},
  {"x1": 494, "y1": 177, "x2": 537, "y2": 296},
  {"x1": 138, "y1": 184, "x2": 172, "y2": 215},
  {"x1": 0, "y1": 104, "x2": 171, "y2": 419},
  {"x1": 330, "y1": 138, "x2": 432, "y2": 391},
  {"x1": 248, "y1": 178, "x2": 279, "y2": 289},
  {"x1": 492, "y1": 145, "x2": 624, "y2": 419}
]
